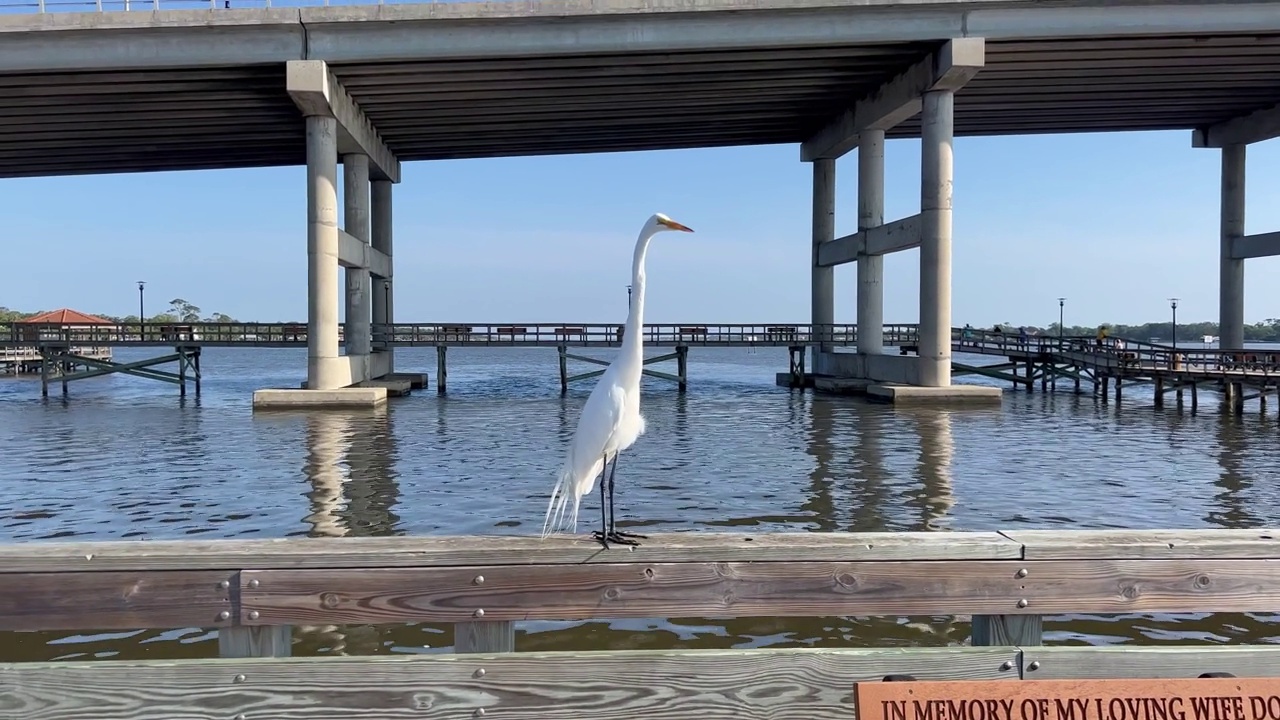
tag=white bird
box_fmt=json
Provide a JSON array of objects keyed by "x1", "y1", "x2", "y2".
[{"x1": 541, "y1": 212, "x2": 695, "y2": 549}]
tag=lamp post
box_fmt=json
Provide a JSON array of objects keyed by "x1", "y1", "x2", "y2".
[
  {"x1": 137, "y1": 281, "x2": 146, "y2": 339},
  {"x1": 1169, "y1": 298, "x2": 1179, "y2": 350},
  {"x1": 627, "y1": 284, "x2": 632, "y2": 310},
  {"x1": 1057, "y1": 297, "x2": 1065, "y2": 339}
]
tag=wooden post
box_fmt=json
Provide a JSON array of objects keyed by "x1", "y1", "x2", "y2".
[
  {"x1": 1233, "y1": 382, "x2": 1244, "y2": 414},
  {"x1": 220, "y1": 626, "x2": 292, "y2": 659},
  {"x1": 194, "y1": 350, "x2": 202, "y2": 396},
  {"x1": 436, "y1": 345, "x2": 447, "y2": 395},
  {"x1": 39, "y1": 349, "x2": 48, "y2": 398},
  {"x1": 1074, "y1": 374, "x2": 1080, "y2": 394},
  {"x1": 455, "y1": 620, "x2": 515, "y2": 654},
  {"x1": 1191, "y1": 381, "x2": 1199, "y2": 412},
  {"x1": 1101, "y1": 375, "x2": 1109, "y2": 399},
  {"x1": 676, "y1": 345, "x2": 688, "y2": 393},
  {"x1": 1115, "y1": 377, "x2": 1122, "y2": 403},
  {"x1": 972, "y1": 615, "x2": 1042, "y2": 646},
  {"x1": 1154, "y1": 376, "x2": 1164, "y2": 408},
  {"x1": 178, "y1": 348, "x2": 187, "y2": 398},
  {"x1": 558, "y1": 344, "x2": 568, "y2": 395}
]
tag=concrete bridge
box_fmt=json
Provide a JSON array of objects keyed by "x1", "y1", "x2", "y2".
[{"x1": 3, "y1": 0, "x2": 1279, "y2": 407}]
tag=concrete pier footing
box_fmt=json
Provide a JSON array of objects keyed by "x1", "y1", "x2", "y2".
[{"x1": 253, "y1": 387, "x2": 388, "y2": 409}]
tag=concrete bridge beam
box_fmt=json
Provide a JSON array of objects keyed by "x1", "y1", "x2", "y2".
[{"x1": 800, "y1": 38, "x2": 985, "y2": 163}]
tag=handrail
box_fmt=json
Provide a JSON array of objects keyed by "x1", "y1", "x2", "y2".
[
  {"x1": 1, "y1": 528, "x2": 1278, "y2": 634},
  {"x1": 0, "y1": 322, "x2": 920, "y2": 347}
]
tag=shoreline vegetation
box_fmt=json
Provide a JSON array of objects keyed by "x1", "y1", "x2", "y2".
[{"x1": 2, "y1": 304, "x2": 1279, "y2": 343}]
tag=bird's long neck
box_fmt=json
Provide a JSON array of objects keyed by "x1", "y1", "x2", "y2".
[{"x1": 619, "y1": 228, "x2": 655, "y2": 371}]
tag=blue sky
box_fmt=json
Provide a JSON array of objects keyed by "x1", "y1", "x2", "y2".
[{"x1": 6, "y1": 130, "x2": 1279, "y2": 327}]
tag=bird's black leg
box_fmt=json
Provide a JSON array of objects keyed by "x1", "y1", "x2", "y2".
[
  {"x1": 591, "y1": 452, "x2": 611, "y2": 549},
  {"x1": 604, "y1": 452, "x2": 647, "y2": 546}
]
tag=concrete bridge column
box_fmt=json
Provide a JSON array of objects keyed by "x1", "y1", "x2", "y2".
[
  {"x1": 918, "y1": 88, "x2": 954, "y2": 388},
  {"x1": 306, "y1": 115, "x2": 343, "y2": 392},
  {"x1": 1219, "y1": 144, "x2": 1245, "y2": 350},
  {"x1": 371, "y1": 179, "x2": 394, "y2": 371},
  {"x1": 856, "y1": 129, "x2": 885, "y2": 356},
  {"x1": 811, "y1": 158, "x2": 836, "y2": 354},
  {"x1": 343, "y1": 153, "x2": 373, "y2": 361},
  {"x1": 253, "y1": 59, "x2": 403, "y2": 410}
]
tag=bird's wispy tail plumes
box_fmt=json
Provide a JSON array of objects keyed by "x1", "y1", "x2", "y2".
[
  {"x1": 540, "y1": 456, "x2": 602, "y2": 539},
  {"x1": 541, "y1": 465, "x2": 576, "y2": 538}
]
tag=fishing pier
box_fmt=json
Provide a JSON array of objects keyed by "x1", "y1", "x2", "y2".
[
  {"x1": 3, "y1": 527, "x2": 1280, "y2": 718},
  {"x1": 3, "y1": 0, "x2": 1279, "y2": 408}
]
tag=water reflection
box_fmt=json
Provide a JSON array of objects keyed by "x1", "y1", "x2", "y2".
[{"x1": 3, "y1": 345, "x2": 1280, "y2": 661}]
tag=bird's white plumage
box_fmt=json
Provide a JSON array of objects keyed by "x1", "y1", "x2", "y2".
[{"x1": 540, "y1": 213, "x2": 690, "y2": 539}]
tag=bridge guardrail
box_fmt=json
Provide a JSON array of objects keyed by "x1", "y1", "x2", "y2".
[{"x1": 0, "y1": 0, "x2": 497, "y2": 14}]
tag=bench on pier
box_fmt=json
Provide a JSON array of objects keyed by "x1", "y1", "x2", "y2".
[
  {"x1": 281, "y1": 324, "x2": 306, "y2": 341},
  {"x1": 676, "y1": 326, "x2": 709, "y2": 340},
  {"x1": 158, "y1": 324, "x2": 196, "y2": 342},
  {"x1": 436, "y1": 325, "x2": 473, "y2": 340},
  {"x1": 766, "y1": 325, "x2": 801, "y2": 341},
  {"x1": 554, "y1": 326, "x2": 587, "y2": 340},
  {"x1": 495, "y1": 326, "x2": 528, "y2": 335}
]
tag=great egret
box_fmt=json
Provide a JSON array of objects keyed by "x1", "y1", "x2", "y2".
[{"x1": 541, "y1": 212, "x2": 695, "y2": 549}]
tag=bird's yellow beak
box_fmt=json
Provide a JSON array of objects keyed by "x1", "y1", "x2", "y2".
[{"x1": 658, "y1": 217, "x2": 694, "y2": 232}]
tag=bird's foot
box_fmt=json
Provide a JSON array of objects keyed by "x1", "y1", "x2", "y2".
[{"x1": 592, "y1": 530, "x2": 642, "y2": 548}]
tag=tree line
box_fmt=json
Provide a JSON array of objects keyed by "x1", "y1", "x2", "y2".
[{"x1": 0, "y1": 298, "x2": 238, "y2": 325}]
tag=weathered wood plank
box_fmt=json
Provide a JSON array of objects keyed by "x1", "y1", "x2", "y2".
[
  {"x1": 1021, "y1": 646, "x2": 1280, "y2": 680},
  {"x1": 240, "y1": 560, "x2": 1032, "y2": 624},
  {"x1": 0, "y1": 531, "x2": 1020, "y2": 572},
  {"x1": 1004, "y1": 529, "x2": 1280, "y2": 560},
  {"x1": 0, "y1": 647, "x2": 1020, "y2": 720},
  {"x1": 0, "y1": 571, "x2": 233, "y2": 631},
  {"x1": 240, "y1": 558, "x2": 1280, "y2": 626}
]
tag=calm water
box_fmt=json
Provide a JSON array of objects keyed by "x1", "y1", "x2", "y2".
[{"x1": 1, "y1": 344, "x2": 1278, "y2": 662}]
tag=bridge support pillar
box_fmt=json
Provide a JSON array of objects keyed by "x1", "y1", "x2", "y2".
[
  {"x1": 1219, "y1": 144, "x2": 1245, "y2": 350},
  {"x1": 856, "y1": 129, "x2": 885, "y2": 357},
  {"x1": 918, "y1": 89, "x2": 953, "y2": 388},
  {"x1": 798, "y1": 39, "x2": 998, "y2": 403},
  {"x1": 811, "y1": 158, "x2": 836, "y2": 353},
  {"x1": 253, "y1": 59, "x2": 405, "y2": 410},
  {"x1": 371, "y1": 180, "x2": 395, "y2": 373},
  {"x1": 343, "y1": 154, "x2": 373, "y2": 363}
]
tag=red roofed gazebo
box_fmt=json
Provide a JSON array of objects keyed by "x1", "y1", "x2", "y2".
[{"x1": 16, "y1": 308, "x2": 114, "y2": 343}]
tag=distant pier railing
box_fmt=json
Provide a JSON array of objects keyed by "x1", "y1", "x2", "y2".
[
  {"x1": 949, "y1": 328, "x2": 1280, "y2": 376},
  {"x1": 3, "y1": 528, "x2": 1280, "y2": 718},
  {"x1": 0, "y1": 322, "x2": 922, "y2": 349}
]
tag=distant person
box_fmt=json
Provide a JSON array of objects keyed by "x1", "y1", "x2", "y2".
[
  {"x1": 962, "y1": 324, "x2": 974, "y2": 346},
  {"x1": 1018, "y1": 326, "x2": 1028, "y2": 346},
  {"x1": 1096, "y1": 324, "x2": 1110, "y2": 347}
]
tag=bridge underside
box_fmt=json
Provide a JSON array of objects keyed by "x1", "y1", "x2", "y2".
[
  {"x1": 3, "y1": 34, "x2": 1280, "y2": 176},
  {"x1": 4, "y1": 2, "x2": 1280, "y2": 405}
]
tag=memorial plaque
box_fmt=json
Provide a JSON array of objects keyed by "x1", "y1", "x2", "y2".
[{"x1": 855, "y1": 677, "x2": 1280, "y2": 720}]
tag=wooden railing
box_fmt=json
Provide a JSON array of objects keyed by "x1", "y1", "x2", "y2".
[
  {"x1": 4, "y1": 528, "x2": 1280, "y2": 718},
  {"x1": 0, "y1": 322, "x2": 923, "y2": 348}
]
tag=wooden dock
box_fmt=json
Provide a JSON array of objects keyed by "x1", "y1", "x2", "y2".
[
  {"x1": 935, "y1": 329, "x2": 1280, "y2": 413},
  {"x1": 0, "y1": 344, "x2": 111, "y2": 374},
  {"x1": 4, "y1": 528, "x2": 1280, "y2": 718}
]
